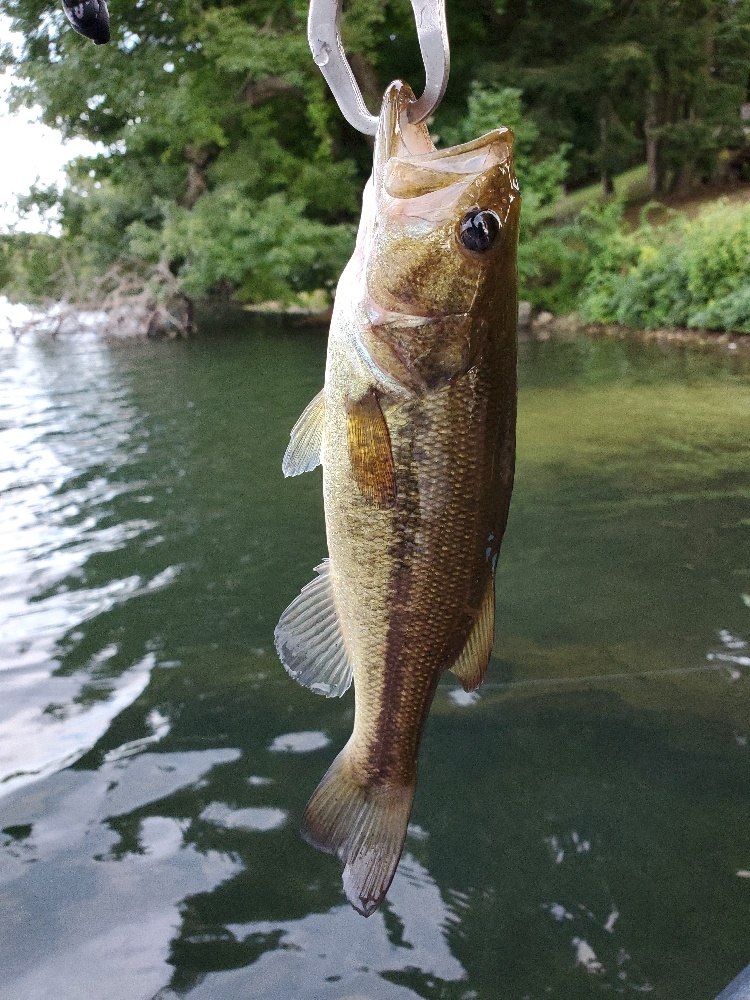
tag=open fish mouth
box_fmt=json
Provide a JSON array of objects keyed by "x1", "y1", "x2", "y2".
[
  {"x1": 359, "y1": 80, "x2": 518, "y2": 325},
  {"x1": 374, "y1": 80, "x2": 513, "y2": 217}
]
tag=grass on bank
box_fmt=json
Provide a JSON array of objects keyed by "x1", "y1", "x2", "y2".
[
  {"x1": 542, "y1": 163, "x2": 750, "y2": 225},
  {"x1": 539, "y1": 165, "x2": 651, "y2": 223}
]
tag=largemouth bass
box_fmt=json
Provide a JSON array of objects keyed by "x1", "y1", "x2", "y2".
[{"x1": 275, "y1": 80, "x2": 520, "y2": 916}]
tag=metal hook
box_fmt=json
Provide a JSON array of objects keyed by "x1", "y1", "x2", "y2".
[{"x1": 308, "y1": 0, "x2": 450, "y2": 136}]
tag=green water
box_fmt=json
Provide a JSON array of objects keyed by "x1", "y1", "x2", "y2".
[{"x1": 1, "y1": 321, "x2": 749, "y2": 1000}]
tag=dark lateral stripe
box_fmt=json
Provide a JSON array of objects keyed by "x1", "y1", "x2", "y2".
[{"x1": 367, "y1": 416, "x2": 432, "y2": 785}]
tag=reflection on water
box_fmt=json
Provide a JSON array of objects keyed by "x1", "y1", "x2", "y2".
[
  {"x1": 0, "y1": 748, "x2": 242, "y2": 1000},
  {"x1": 1, "y1": 324, "x2": 750, "y2": 999},
  {"x1": 269, "y1": 730, "x2": 331, "y2": 753},
  {"x1": 0, "y1": 335, "x2": 169, "y2": 795},
  {"x1": 186, "y1": 853, "x2": 468, "y2": 1000},
  {"x1": 200, "y1": 802, "x2": 288, "y2": 831}
]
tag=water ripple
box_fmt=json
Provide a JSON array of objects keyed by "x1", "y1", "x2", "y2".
[{"x1": 0, "y1": 336, "x2": 168, "y2": 796}]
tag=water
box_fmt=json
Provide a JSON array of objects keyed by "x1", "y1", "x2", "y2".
[{"x1": 1, "y1": 321, "x2": 749, "y2": 1000}]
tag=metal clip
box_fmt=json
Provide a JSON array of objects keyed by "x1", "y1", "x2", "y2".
[{"x1": 308, "y1": 0, "x2": 450, "y2": 135}]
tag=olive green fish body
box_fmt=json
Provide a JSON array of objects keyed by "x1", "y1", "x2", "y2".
[
  {"x1": 276, "y1": 80, "x2": 520, "y2": 916},
  {"x1": 324, "y1": 335, "x2": 516, "y2": 769}
]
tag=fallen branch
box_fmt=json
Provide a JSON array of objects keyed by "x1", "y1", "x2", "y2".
[{"x1": 7, "y1": 259, "x2": 195, "y2": 341}]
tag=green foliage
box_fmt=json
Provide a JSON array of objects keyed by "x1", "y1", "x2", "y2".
[
  {"x1": 520, "y1": 202, "x2": 631, "y2": 314},
  {"x1": 578, "y1": 200, "x2": 750, "y2": 332},
  {"x1": 2, "y1": 0, "x2": 363, "y2": 304},
  {"x1": 471, "y1": 0, "x2": 750, "y2": 193},
  {"x1": 0, "y1": 232, "x2": 71, "y2": 302},
  {"x1": 689, "y1": 286, "x2": 750, "y2": 334},
  {"x1": 2, "y1": 0, "x2": 750, "y2": 311},
  {"x1": 130, "y1": 191, "x2": 354, "y2": 303}
]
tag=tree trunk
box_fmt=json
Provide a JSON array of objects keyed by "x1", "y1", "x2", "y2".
[
  {"x1": 599, "y1": 103, "x2": 615, "y2": 196},
  {"x1": 674, "y1": 159, "x2": 697, "y2": 196},
  {"x1": 673, "y1": 106, "x2": 698, "y2": 196},
  {"x1": 645, "y1": 90, "x2": 665, "y2": 195},
  {"x1": 182, "y1": 144, "x2": 220, "y2": 209}
]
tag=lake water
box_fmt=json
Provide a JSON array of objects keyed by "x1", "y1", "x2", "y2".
[{"x1": 1, "y1": 319, "x2": 749, "y2": 1000}]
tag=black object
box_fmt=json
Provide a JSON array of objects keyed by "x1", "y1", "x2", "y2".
[
  {"x1": 62, "y1": 0, "x2": 110, "y2": 44},
  {"x1": 458, "y1": 209, "x2": 501, "y2": 253}
]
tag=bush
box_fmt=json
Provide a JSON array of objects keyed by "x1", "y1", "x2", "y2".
[
  {"x1": 0, "y1": 233, "x2": 73, "y2": 303},
  {"x1": 129, "y1": 189, "x2": 355, "y2": 304},
  {"x1": 578, "y1": 200, "x2": 750, "y2": 332},
  {"x1": 521, "y1": 201, "x2": 631, "y2": 314}
]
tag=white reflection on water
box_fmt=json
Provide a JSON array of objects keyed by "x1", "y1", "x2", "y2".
[
  {"x1": 103, "y1": 708, "x2": 171, "y2": 763},
  {"x1": 200, "y1": 802, "x2": 287, "y2": 832},
  {"x1": 0, "y1": 336, "x2": 166, "y2": 797},
  {"x1": 268, "y1": 730, "x2": 330, "y2": 753},
  {"x1": 0, "y1": 744, "x2": 463, "y2": 1000},
  {"x1": 572, "y1": 937, "x2": 604, "y2": 974},
  {"x1": 707, "y1": 625, "x2": 750, "y2": 674},
  {"x1": 0, "y1": 749, "x2": 242, "y2": 1000},
  {"x1": 448, "y1": 688, "x2": 481, "y2": 707},
  {"x1": 0, "y1": 653, "x2": 155, "y2": 798},
  {"x1": 539, "y1": 837, "x2": 654, "y2": 992},
  {"x1": 191, "y1": 853, "x2": 467, "y2": 1000}
]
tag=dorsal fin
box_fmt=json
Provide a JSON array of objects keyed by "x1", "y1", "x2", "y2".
[
  {"x1": 282, "y1": 389, "x2": 325, "y2": 477},
  {"x1": 346, "y1": 390, "x2": 396, "y2": 508},
  {"x1": 449, "y1": 577, "x2": 495, "y2": 691},
  {"x1": 274, "y1": 559, "x2": 353, "y2": 698}
]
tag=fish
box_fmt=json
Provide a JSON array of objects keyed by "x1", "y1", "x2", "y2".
[{"x1": 275, "y1": 79, "x2": 520, "y2": 917}]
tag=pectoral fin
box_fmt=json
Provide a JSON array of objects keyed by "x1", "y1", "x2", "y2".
[
  {"x1": 450, "y1": 577, "x2": 495, "y2": 691},
  {"x1": 282, "y1": 389, "x2": 325, "y2": 477},
  {"x1": 346, "y1": 390, "x2": 396, "y2": 508},
  {"x1": 274, "y1": 559, "x2": 353, "y2": 698}
]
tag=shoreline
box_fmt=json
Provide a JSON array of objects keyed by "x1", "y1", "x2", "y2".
[
  {"x1": 3, "y1": 293, "x2": 749, "y2": 352},
  {"x1": 524, "y1": 311, "x2": 750, "y2": 353}
]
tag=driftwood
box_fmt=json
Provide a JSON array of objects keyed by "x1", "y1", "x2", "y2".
[{"x1": 7, "y1": 259, "x2": 194, "y2": 341}]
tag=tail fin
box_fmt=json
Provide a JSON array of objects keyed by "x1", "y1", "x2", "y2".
[{"x1": 301, "y1": 744, "x2": 414, "y2": 917}]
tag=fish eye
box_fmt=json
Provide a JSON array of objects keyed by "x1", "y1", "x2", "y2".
[{"x1": 458, "y1": 209, "x2": 500, "y2": 253}]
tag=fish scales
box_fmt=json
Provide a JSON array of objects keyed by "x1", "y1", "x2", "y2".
[{"x1": 276, "y1": 79, "x2": 520, "y2": 916}]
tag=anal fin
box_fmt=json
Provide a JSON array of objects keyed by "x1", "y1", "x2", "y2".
[
  {"x1": 450, "y1": 577, "x2": 495, "y2": 691},
  {"x1": 282, "y1": 388, "x2": 325, "y2": 477},
  {"x1": 301, "y1": 743, "x2": 414, "y2": 917},
  {"x1": 274, "y1": 559, "x2": 353, "y2": 697},
  {"x1": 346, "y1": 389, "x2": 396, "y2": 508}
]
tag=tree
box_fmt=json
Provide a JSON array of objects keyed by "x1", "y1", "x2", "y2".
[
  {"x1": 638, "y1": 0, "x2": 750, "y2": 194},
  {"x1": 1, "y1": 0, "x2": 748, "y2": 309},
  {"x1": 1, "y1": 0, "x2": 375, "y2": 302}
]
